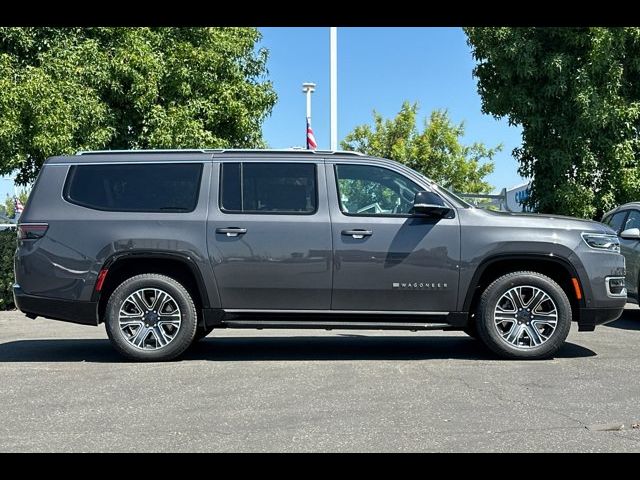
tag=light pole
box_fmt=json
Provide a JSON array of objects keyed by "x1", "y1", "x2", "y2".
[
  {"x1": 330, "y1": 27, "x2": 337, "y2": 151},
  {"x1": 302, "y1": 82, "x2": 317, "y2": 149},
  {"x1": 302, "y1": 82, "x2": 315, "y2": 120}
]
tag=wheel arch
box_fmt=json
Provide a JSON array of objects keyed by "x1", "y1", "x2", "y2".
[
  {"x1": 93, "y1": 251, "x2": 211, "y2": 324},
  {"x1": 463, "y1": 254, "x2": 587, "y2": 321}
]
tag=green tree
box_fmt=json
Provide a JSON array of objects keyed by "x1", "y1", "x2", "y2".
[
  {"x1": 465, "y1": 27, "x2": 640, "y2": 219},
  {"x1": 341, "y1": 101, "x2": 499, "y2": 194},
  {"x1": 4, "y1": 189, "x2": 29, "y2": 218},
  {"x1": 0, "y1": 27, "x2": 277, "y2": 184}
]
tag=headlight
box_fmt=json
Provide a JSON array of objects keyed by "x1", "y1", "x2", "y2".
[{"x1": 581, "y1": 233, "x2": 620, "y2": 252}]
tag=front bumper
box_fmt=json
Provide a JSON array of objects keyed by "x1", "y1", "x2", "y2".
[
  {"x1": 13, "y1": 285, "x2": 98, "y2": 326},
  {"x1": 570, "y1": 248, "x2": 626, "y2": 332},
  {"x1": 577, "y1": 306, "x2": 625, "y2": 331}
]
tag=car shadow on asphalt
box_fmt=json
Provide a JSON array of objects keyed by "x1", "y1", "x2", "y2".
[
  {"x1": 0, "y1": 336, "x2": 596, "y2": 363},
  {"x1": 605, "y1": 309, "x2": 640, "y2": 331}
]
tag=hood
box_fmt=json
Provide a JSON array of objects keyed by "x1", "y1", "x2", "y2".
[{"x1": 476, "y1": 209, "x2": 615, "y2": 234}]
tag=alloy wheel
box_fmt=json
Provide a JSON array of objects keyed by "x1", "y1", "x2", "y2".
[
  {"x1": 493, "y1": 285, "x2": 558, "y2": 349},
  {"x1": 118, "y1": 288, "x2": 182, "y2": 350}
]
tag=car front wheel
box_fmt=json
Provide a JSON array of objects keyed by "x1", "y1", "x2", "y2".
[
  {"x1": 105, "y1": 274, "x2": 197, "y2": 361},
  {"x1": 476, "y1": 271, "x2": 572, "y2": 359}
]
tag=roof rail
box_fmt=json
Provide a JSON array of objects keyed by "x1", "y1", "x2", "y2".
[
  {"x1": 312, "y1": 149, "x2": 364, "y2": 156},
  {"x1": 76, "y1": 149, "x2": 209, "y2": 155},
  {"x1": 76, "y1": 148, "x2": 365, "y2": 156},
  {"x1": 209, "y1": 148, "x2": 364, "y2": 156}
]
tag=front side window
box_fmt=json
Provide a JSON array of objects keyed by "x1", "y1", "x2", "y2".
[
  {"x1": 605, "y1": 211, "x2": 628, "y2": 233},
  {"x1": 220, "y1": 162, "x2": 317, "y2": 214},
  {"x1": 335, "y1": 164, "x2": 422, "y2": 216},
  {"x1": 623, "y1": 210, "x2": 640, "y2": 231},
  {"x1": 64, "y1": 163, "x2": 203, "y2": 212}
]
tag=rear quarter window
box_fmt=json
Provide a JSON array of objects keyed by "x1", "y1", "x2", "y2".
[
  {"x1": 220, "y1": 162, "x2": 317, "y2": 214},
  {"x1": 64, "y1": 163, "x2": 203, "y2": 212}
]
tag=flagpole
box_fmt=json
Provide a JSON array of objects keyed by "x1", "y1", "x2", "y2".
[
  {"x1": 302, "y1": 82, "x2": 316, "y2": 149},
  {"x1": 330, "y1": 27, "x2": 338, "y2": 151},
  {"x1": 13, "y1": 180, "x2": 18, "y2": 221}
]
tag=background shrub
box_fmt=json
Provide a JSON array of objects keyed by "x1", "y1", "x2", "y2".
[{"x1": 0, "y1": 228, "x2": 16, "y2": 310}]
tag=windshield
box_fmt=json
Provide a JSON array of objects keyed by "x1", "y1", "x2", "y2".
[
  {"x1": 413, "y1": 172, "x2": 474, "y2": 208},
  {"x1": 434, "y1": 184, "x2": 474, "y2": 208}
]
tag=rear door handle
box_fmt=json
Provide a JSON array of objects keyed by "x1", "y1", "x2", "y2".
[
  {"x1": 342, "y1": 229, "x2": 373, "y2": 239},
  {"x1": 216, "y1": 227, "x2": 247, "y2": 237}
]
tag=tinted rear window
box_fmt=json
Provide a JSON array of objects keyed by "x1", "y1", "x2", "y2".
[
  {"x1": 220, "y1": 162, "x2": 317, "y2": 214},
  {"x1": 64, "y1": 163, "x2": 203, "y2": 212}
]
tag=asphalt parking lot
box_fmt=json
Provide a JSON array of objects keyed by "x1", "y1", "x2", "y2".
[{"x1": 1, "y1": 307, "x2": 640, "y2": 452}]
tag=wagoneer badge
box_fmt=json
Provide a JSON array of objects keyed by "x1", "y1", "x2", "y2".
[{"x1": 392, "y1": 282, "x2": 448, "y2": 289}]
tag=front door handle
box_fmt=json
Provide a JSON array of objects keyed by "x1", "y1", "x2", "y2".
[
  {"x1": 216, "y1": 227, "x2": 247, "y2": 237},
  {"x1": 342, "y1": 229, "x2": 373, "y2": 239}
]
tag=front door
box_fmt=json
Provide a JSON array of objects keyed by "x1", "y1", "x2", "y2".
[
  {"x1": 208, "y1": 160, "x2": 332, "y2": 310},
  {"x1": 327, "y1": 162, "x2": 460, "y2": 312}
]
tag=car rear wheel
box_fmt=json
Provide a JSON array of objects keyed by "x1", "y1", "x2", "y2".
[
  {"x1": 105, "y1": 274, "x2": 197, "y2": 361},
  {"x1": 476, "y1": 271, "x2": 571, "y2": 359}
]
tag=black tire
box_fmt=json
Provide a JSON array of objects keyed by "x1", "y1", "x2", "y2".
[
  {"x1": 193, "y1": 325, "x2": 214, "y2": 342},
  {"x1": 105, "y1": 274, "x2": 198, "y2": 361},
  {"x1": 476, "y1": 271, "x2": 571, "y2": 360}
]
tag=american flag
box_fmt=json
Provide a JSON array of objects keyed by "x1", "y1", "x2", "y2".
[
  {"x1": 306, "y1": 118, "x2": 317, "y2": 150},
  {"x1": 14, "y1": 197, "x2": 24, "y2": 216}
]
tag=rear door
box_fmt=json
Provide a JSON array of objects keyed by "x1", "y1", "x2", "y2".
[{"x1": 207, "y1": 158, "x2": 332, "y2": 310}]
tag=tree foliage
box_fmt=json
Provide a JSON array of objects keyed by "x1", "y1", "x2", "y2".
[
  {"x1": 0, "y1": 27, "x2": 277, "y2": 184},
  {"x1": 465, "y1": 27, "x2": 640, "y2": 218},
  {"x1": 341, "y1": 101, "x2": 498, "y2": 194}
]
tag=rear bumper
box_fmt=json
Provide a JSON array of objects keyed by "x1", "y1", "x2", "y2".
[
  {"x1": 577, "y1": 306, "x2": 625, "y2": 331},
  {"x1": 13, "y1": 286, "x2": 98, "y2": 326}
]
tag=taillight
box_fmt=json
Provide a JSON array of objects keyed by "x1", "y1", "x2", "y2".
[{"x1": 17, "y1": 223, "x2": 49, "y2": 240}]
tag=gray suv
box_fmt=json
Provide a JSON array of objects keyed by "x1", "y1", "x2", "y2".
[
  {"x1": 14, "y1": 149, "x2": 627, "y2": 361},
  {"x1": 602, "y1": 202, "x2": 640, "y2": 304}
]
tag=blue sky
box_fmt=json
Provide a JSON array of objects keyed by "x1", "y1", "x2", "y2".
[
  {"x1": 259, "y1": 27, "x2": 526, "y2": 193},
  {"x1": 0, "y1": 27, "x2": 526, "y2": 201}
]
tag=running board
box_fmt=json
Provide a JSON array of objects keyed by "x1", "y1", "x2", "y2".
[
  {"x1": 202, "y1": 309, "x2": 468, "y2": 329},
  {"x1": 222, "y1": 320, "x2": 451, "y2": 331}
]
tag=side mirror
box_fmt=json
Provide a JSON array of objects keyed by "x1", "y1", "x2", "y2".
[
  {"x1": 620, "y1": 228, "x2": 640, "y2": 240},
  {"x1": 412, "y1": 191, "x2": 452, "y2": 218}
]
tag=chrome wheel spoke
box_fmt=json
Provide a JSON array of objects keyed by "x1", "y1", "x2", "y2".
[
  {"x1": 119, "y1": 318, "x2": 144, "y2": 328},
  {"x1": 151, "y1": 326, "x2": 170, "y2": 347},
  {"x1": 495, "y1": 311, "x2": 518, "y2": 322},
  {"x1": 157, "y1": 319, "x2": 180, "y2": 329},
  {"x1": 131, "y1": 325, "x2": 151, "y2": 348},
  {"x1": 531, "y1": 314, "x2": 557, "y2": 328},
  {"x1": 504, "y1": 322, "x2": 522, "y2": 344},
  {"x1": 506, "y1": 289, "x2": 525, "y2": 310},
  {"x1": 130, "y1": 291, "x2": 152, "y2": 313},
  {"x1": 494, "y1": 285, "x2": 558, "y2": 350},
  {"x1": 118, "y1": 287, "x2": 182, "y2": 351},
  {"x1": 151, "y1": 290, "x2": 168, "y2": 312},
  {"x1": 527, "y1": 289, "x2": 547, "y2": 310},
  {"x1": 524, "y1": 324, "x2": 544, "y2": 346}
]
